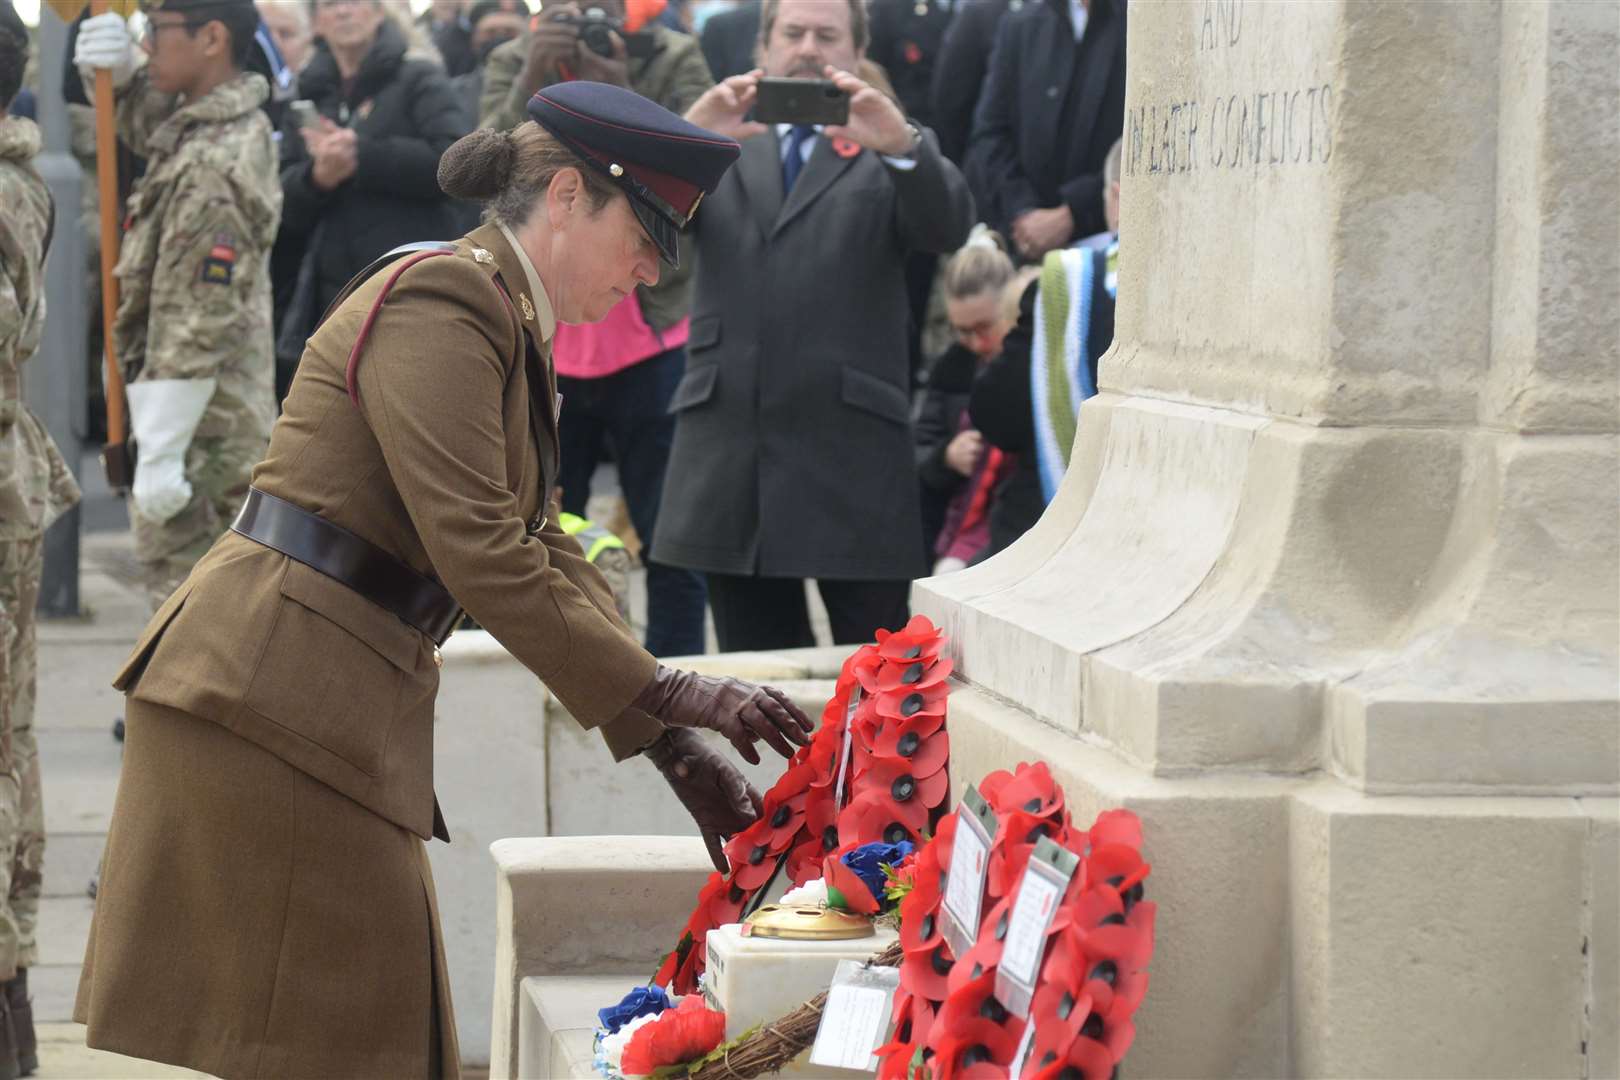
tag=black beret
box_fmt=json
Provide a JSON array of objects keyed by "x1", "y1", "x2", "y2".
[
  {"x1": 0, "y1": 1, "x2": 24, "y2": 45},
  {"x1": 140, "y1": 0, "x2": 257, "y2": 16},
  {"x1": 528, "y1": 80, "x2": 740, "y2": 268}
]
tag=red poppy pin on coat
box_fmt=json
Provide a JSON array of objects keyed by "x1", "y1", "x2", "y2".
[{"x1": 831, "y1": 136, "x2": 861, "y2": 159}]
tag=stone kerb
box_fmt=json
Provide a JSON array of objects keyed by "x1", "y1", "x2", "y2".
[{"x1": 488, "y1": 836, "x2": 712, "y2": 1080}]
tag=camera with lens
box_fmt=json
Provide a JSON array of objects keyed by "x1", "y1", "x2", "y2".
[{"x1": 552, "y1": 5, "x2": 652, "y2": 58}]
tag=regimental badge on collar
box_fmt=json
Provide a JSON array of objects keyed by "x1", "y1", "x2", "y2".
[
  {"x1": 471, "y1": 247, "x2": 494, "y2": 264},
  {"x1": 520, "y1": 294, "x2": 536, "y2": 321}
]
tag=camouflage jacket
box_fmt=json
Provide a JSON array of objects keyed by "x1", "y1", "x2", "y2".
[
  {"x1": 111, "y1": 71, "x2": 280, "y2": 447},
  {"x1": 0, "y1": 116, "x2": 80, "y2": 540}
]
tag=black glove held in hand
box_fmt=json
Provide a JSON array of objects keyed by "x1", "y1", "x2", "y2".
[
  {"x1": 647, "y1": 728, "x2": 765, "y2": 872},
  {"x1": 632, "y1": 665, "x2": 815, "y2": 764}
]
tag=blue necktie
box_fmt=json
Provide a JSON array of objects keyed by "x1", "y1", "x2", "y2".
[{"x1": 782, "y1": 124, "x2": 815, "y2": 193}]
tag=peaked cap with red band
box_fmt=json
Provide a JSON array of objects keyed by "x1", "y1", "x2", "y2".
[{"x1": 527, "y1": 80, "x2": 740, "y2": 268}]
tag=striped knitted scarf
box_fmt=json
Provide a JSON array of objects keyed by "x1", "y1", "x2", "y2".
[{"x1": 1030, "y1": 241, "x2": 1116, "y2": 502}]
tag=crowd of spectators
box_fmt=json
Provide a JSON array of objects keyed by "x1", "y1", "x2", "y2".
[{"x1": 44, "y1": 0, "x2": 1128, "y2": 653}]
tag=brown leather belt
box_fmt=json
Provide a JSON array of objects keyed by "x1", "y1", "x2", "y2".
[{"x1": 231, "y1": 488, "x2": 461, "y2": 646}]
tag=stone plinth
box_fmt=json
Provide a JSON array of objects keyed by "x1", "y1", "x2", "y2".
[{"x1": 916, "y1": 1, "x2": 1619, "y2": 1075}]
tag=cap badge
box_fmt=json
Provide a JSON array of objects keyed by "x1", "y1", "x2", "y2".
[
  {"x1": 520, "y1": 294, "x2": 536, "y2": 321},
  {"x1": 471, "y1": 247, "x2": 494, "y2": 264},
  {"x1": 609, "y1": 163, "x2": 625, "y2": 177}
]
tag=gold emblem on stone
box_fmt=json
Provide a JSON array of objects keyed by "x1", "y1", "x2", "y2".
[
  {"x1": 471, "y1": 247, "x2": 494, "y2": 264},
  {"x1": 743, "y1": 904, "x2": 874, "y2": 941},
  {"x1": 520, "y1": 294, "x2": 536, "y2": 321},
  {"x1": 610, "y1": 163, "x2": 625, "y2": 177}
]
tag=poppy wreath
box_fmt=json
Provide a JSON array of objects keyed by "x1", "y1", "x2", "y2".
[
  {"x1": 876, "y1": 765, "x2": 1155, "y2": 1080},
  {"x1": 655, "y1": 617, "x2": 953, "y2": 995}
]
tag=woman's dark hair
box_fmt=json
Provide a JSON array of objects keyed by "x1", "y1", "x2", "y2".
[
  {"x1": 0, "y1": 2, "x2": 26, "y2": 110},
  {"x1": 214, "y1": 4, "x2": 262, "y2": 69},
  {"x1": 438, "y1": 123, "x2": 619, "y2": 227}
]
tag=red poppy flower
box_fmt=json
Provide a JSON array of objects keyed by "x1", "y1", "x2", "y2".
[
  {"x1": 871, "y1": 713, "x2": 950, "y2": 778},
  {"x1": 929, "y1": 1016, "x2": 1024, "y2": 1080},
  {"x1": 865, "y1": 754, "x2": 950, "y2": 817},
  {"x1": 900, "y1": 940, "x2": 956, "y2": 1002},
  {"x1": 877, "y1": 989, "x2": 937, "y2": 1077},
  {"x1": 727, "y1": 834, "x2": 785, "y2": 892},
  {"x1": 802, "y1": 789, "x2": 842, "y2": 855},
  {"x1": 1028, "y1": 980, "x2": 1093, "y2": 1069},
  {"x1": 838, "y1": 789, "x2": 924, "y2": 848},
  {"x1": 876, "y1": 615, "x2": 947, "y2": 663},
  {"x1": 983, "y1": 761, "x2": 1065, "y2": 819},
  {"x1": 871, "y1": 654, "x2": 954, "y2": 693},
  {"x1": 874, "y1": 679, "x2": 948, "y2": 722},
  {"x1": 1079, "y1": 898, "x2": 1156, "y2": 972},
  {"x1": 619, "y1": 995, "x2": 728, "y2": 1077},
  {"x1": 1028, "y1": 1035, "x2": 1113, "y2": 1080},
  {"x1": 785, "y1": 836, "x2": 824, "y2": 885},
  {"x1": 761, "y1": 791, "x2": 808, "y2": 853},
  {"x1": 899, "y1": 862, "x2": 946, "y2": 952},
  {"x1": 1086, "y1": 807, "x2": 1142, "y2": 850},
  {"x1": 932, "y1": 969, "x2": 1019, "y2": 1048},
  {"x1": 823, "y1": 853, "x2": 883, "y2": 915},
  {"x1": 945, "y1": 929, "x2": 1007, "y2": 996}
]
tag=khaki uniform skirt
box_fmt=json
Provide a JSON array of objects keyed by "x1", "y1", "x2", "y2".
[{"x1": 75, "y1": 699, "x2": 460, "y2": 1079}]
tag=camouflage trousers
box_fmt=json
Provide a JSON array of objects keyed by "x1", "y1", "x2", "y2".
[
  {"x1": 132, "y1": 436, "x2": 260, "y2": 611},
  {"x1": 0, "y1": 534, "x2": 46, "y2": 978}
]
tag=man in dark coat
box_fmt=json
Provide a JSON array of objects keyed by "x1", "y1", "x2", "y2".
[
  {"x1": 967, "y1": 0, "x2": 1124, "y2": 259},
  {"x1": 929, "y1": 0, "x2": 1021, "y2": 166},
  {"x1": 656, "y1": 0, "x2": 975, "y2": 652},
  {"x1": 277, "y1": 6, "x2": 468, "y2": 323},
  {"x1": 699, "y1": 0, "x2": 760, "y2": 81},
  {"x1": 865, "y1": 0, "x2": 953, "y2": 131}
]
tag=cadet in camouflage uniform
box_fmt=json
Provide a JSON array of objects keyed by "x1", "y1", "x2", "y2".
[
  {"x1": 1, "y1": 5, "x2": 83, "y2": 1071},
  {"x1": 75, "y1": 0, "x2": 279, "y2": 610}
]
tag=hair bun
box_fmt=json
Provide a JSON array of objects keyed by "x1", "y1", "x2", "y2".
[{"x1": 438, "y1": 129, "x2": 516, "y2": 201}]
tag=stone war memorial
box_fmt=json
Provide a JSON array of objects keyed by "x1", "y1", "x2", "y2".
[{"x1": 487, "y1": 1, "x2": 1619, "y2": 1077}]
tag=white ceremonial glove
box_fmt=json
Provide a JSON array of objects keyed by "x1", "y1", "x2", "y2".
[
  {"x1": 127, "y1": 378, "x2": 216, "y2": 524},
  {"x1": 75, "y1": 12, "x2": 138, "y2": 90}
]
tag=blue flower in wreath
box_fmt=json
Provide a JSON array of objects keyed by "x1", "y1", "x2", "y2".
[
  {"x1": 598, "y1": 984, "x2": 674, "y2": 1035},
  {"x1": 840, "y1": 841, "x2": 914, "y2": 902}
]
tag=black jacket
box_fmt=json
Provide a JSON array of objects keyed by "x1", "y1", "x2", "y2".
[
  {"x1": 867, "y1": 0, "x2": 955, "y2": 130},
  {"x1": 969, "y1": 264, "x2": 1113, "y2": 556},
  {"x1": 966, "y1": 0, "x2": 1125, "y2": 238},
  {"x1": 914, "y1": 344, "x2": 978, "y2": 555},
  {"x1": 929, "y1": 0, "x2": 1018, "y2": 165},
  {"x1": 699, "y1": 3, "x2": 760, "y2": 81},
  {"x1": 278, "y1": 20, "x2": 470, "y2": 318}
]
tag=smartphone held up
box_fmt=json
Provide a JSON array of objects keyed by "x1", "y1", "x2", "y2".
[{"x1": 752, "y1": 77, "x2": 850, "y2": 127}]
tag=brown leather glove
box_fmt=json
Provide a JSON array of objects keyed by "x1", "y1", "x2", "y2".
[
  {"x1": 646, "y1": 728, "x2": 765, "y2": 873},
  {"x1": 631, "y1": 665, "x2": 815, "y2": 764}
]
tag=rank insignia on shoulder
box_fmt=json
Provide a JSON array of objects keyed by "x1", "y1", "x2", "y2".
[
  {"x1": 520, "y1": 294, "x2": 536, "y2": 321},
  {"x1": 471, "y1": 247, "x2": 494, "y2": 264}
]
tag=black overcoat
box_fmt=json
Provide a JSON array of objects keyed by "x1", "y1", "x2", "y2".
[
  {"x1": 966, "y1": 0, "x2": 1126, "y2": 237},
  {"x1": 653, "y1": 128, "x2": 975, "y2": 581}
]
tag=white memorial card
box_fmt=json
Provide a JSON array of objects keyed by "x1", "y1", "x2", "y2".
[
  {"x1": 994, "y1": 837, "x2": 1080, "y2": 1018},
  {"x1": 809, "y1": 960, "x2": 902, "y2": 1072},
  {"x1": 1011, "y1": 1016, "x2": 1037, "y2": 1079},
  {"x1": 940, "y1": 785, "x2": 997, "y2": 957},
  {"x1": 833, "y1": 687, "x2": 861, "y2": 806}
]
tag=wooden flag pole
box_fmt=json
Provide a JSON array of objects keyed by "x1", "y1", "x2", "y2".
[{"x1": 89, "y1": 0, "x2": 132, "y2": 488}]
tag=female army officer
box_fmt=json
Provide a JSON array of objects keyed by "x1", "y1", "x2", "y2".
[{"x1": 75, "y1": 81, "x2": 813, "y2": 1078}]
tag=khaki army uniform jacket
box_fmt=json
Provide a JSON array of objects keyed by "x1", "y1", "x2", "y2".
[
  {"x1": 108, "y1": 70, "x2": 279, "y2": 449},
  {"x1": 0, "y1": 116, "x2": 80, "y2": 542},
  {"x1": 114, "y1": 223, "x2": 664, "y2": 841}
]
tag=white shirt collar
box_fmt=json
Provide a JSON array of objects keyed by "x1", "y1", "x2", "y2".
[
  {"x1": 495, "y1": 221, "x2": 557, "y2": 343},
  {"x1": 1071, "y1": 0, "x2": 1088, "y2": 40}
]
